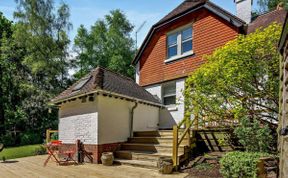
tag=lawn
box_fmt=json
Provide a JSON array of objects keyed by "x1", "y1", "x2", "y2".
[{"x1": 0, "y1": 144, "x2": 45, "y2": 160}]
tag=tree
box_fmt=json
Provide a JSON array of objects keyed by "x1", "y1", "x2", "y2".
[
  {"x1": 0, "y1": 0, "x2": 72, "y2": 145},
  {"x1": 13, "y1": 0, "x2": 72, "y2": 92},
  {"x1": 257, "y1": 0, "x2": 288, "y2": 12},
  {"x1": 184, "y1": 24, "x2": 281, "y2": 125},
  {"x1": 0, "y1": 12, "x2": 13, "y2": 134},
  {"x1": 73, "y1": 9, "x2": 135, "y2": 79}
]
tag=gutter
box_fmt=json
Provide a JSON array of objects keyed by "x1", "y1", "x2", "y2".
[
  {"x1": 130, "y1": 101, "x2": 138, "y2": 137},
  {"x1": 50, "y1": 89, "x2": 164, "y2": 108}
]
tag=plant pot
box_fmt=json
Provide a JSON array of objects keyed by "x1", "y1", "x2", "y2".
[
  {"x1": 101, "y1": 152, "x2": 114, "y2": 166},
  {"x1": 158, "y1": 157, "x2": 173, "y2": 174}
]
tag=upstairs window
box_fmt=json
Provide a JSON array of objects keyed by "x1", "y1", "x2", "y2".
[
  {"x1": 162, "y1": 82, "x2": 176, "y2": 106},
  {"x1": 166, "y1": 26, "x2": 193, "y2": 61}
]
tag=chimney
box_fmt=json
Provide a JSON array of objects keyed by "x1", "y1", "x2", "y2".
[{"x1": 234, "y1": 0, "x2": 253, "y2": 24}]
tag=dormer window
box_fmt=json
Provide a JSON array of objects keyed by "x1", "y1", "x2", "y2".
[{"x1": 166, "y1": 25, "x2": 193, "y2": 62}]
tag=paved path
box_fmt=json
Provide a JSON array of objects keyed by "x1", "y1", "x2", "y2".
[{"x1": 0, "y1": 155, "x2": 188, "y2": 178}]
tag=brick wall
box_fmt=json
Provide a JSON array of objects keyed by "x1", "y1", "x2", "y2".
[
  {"x1": 60, "y1": 142, "x2": 122, "y2": 164},
  {"x1": 59, "y1": 112, "x2": 98, "y2": 144},
  {"x1": 139, "y1": 9, "x2": 239, "y2": 86}
]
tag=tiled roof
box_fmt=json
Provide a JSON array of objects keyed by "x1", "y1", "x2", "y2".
[
  {"x1": 132, "y1": 0, "x2": 245, "y2": 65},
  {"x1": 51, "y1": 67, "x2": 161, "y2": 105},
  {"x1": 156, "y1": 0, "x2": 207, "y2": 25},
  {"x1": 247, "y1": 9, "x2": 287, "y2": 34}
]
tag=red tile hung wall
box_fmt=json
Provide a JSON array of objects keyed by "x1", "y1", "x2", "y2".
[{"x1": 139, "y1": 9, "x2": 239, "y2": 86}]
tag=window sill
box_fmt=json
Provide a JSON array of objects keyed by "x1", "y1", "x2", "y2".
[
  {"x1": 166, "y1": 106, "x2": 178, "y2": 111},
  {"x1": 165, "y1": 51, "x2": 194, "y2": 63}
]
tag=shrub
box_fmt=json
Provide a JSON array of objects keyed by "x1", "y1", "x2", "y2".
[
  {"x1": 20, "y1": 132, "x2": 42, "y2": 145},
  {"x1": 51, "y1": 132, "x2": 58, "y2": 141},
  {"x1": 34, "y1": 145, "x2": 46, "y2": 155},
  {"x1": 234, "y1": 117, "x2": 272, "y2": 152},
  {"x1": 0, "y1": 132, "x2": 16, "y2": 147},
  {"x1": 220, "y1": 151, "x2": 269, "y2": 178}
]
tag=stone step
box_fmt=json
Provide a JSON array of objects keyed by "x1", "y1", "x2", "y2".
[
  {"x1": 128, "y1": 137, "x2": 188, "y2": 145},
  {"x1": 114, "y1": 150, "x2": 175, "y2": 162},
  {"x1": 120, "y1": 143, "x2": 185, "y2": 154},
  {"x1": 114, "y1": 158, "x2": 158, "y2": 169}
]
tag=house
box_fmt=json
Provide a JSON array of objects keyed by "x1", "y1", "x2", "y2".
[
  {"x1": 52, "y1": 0, "x2": 287, "y2": 167},
  {"x1": 133, "y1": 0, "x2": 286, "y2": 128},
  {"x1": 278, "y1": 12, "x2": 288, "y2": 178}
]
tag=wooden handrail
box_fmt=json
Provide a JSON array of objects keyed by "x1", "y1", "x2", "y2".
[{"x1": 172, "y1": 117, "x2": 196, "y2": 170}]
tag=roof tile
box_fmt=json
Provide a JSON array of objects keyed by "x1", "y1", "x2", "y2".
[{"x1": 52, "y1": 67, "x2": 161, "y2": 104}]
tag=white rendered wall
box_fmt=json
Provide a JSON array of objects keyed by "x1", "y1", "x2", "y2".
[
  {"x1": 133, "y1": 104, "x2": 159, "y2": 131},
  {"x1": 58, "y1": 99, "x2": 98, "y2": 144},
  {"x1": 145, "y1": 84, "x2": 162, "y2": 101},
  {"x1": 135, "y1": 62, "x2": 140, "y2": 84},
  {"x1": 145, "y1": 78, "x2": 186, "y2": 129},
  {"x1": 97, "y1": 95, "x2": 159, "y2": 144}
]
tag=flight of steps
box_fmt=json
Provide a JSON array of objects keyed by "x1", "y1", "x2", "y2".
[{"x1": 114, "y1": 130, "x2": 189, "y2": 169}]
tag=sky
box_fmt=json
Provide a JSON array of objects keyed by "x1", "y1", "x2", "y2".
[{"x1": 0, "y1": 0, "x2": 258, "y2": 48}]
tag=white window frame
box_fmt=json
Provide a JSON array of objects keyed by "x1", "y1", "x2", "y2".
[
  {"x1": 165, "y1": 24, "x2": 194, "y2": 63},
  {"x1": 162, "y1": 81, "x2": 176, "y2": 107}
]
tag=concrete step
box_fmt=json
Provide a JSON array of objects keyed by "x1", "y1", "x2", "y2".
[
  {"x1": 128, "y1": 137, "x2": 188, "y2": 145},
  {"x1": 120, "y1": 143, "x2": 185, "y2": 154},
  {"x1": 114, "y1": 158, "x2": 158, "y2": 169},
  {"x1": 114, "y1": 150, "x2": 175, "y2": 161}
]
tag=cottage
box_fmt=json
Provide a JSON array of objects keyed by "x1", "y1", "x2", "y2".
[{"x1": 52, "y1": 0, "x2": 287, "y2": 168}]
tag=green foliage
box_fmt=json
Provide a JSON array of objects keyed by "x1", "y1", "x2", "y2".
[
  {"x1": 73, "y1": 9, "x2": 135, "y2": 79},
  {"x1": 220, "y1": 151, "x2": 270, "y2": 178},
  {"x1": 184, "y1": 23, "x2": 281, "y2": 124},
  {"x1": 194, "y1": 163, "x2": 213, "y2": 171},
  {"x1": 0, "y1": 0, "x2": 71, "y2": 145},
  {"x1": 51, "y1": 132, "x2": 58, "y2": 141},
  {"x1": 0, "y1": 132, "x2": 16, "y2": 147},
  {"x1": 234, "y1": 117, "x2": 272, "y2": 152},
  {"x1": 34, "y1": 145, "x2": 46, "y2": 155},
  {"x1": 257, "y1": 0, "x2": 288, "y2": 12},
  {"x1": 20, "y1": 132, "x2": 42, "y2": 145}
]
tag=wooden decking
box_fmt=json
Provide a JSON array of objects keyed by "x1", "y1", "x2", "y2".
[{"x1": 0, "y1": 155, "x2": 187, "y2": 178}]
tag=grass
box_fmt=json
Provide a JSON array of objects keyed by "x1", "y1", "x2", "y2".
[{"x1": 0, "y1": 144, "x2": 45, "y2": 160}]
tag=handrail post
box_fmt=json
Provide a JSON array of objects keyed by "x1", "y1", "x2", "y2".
[
  {"x1": 185, "y1": 117, "x2": 191, "y2": 147},
  {"x1": 172, "y1": 125, "x2": 179, "y2": 170}
]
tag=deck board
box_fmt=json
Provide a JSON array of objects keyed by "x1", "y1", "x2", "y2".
[{"x1": 0, "y1": 155, "x2": 187, "y2": 178}]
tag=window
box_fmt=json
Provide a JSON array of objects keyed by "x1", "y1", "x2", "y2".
[
  {"x1": 166, "y1": 26, "x2": 193, "y2": 61},
  {"x1": 162, "y1": 82, "x2": 176, "y2": 106},
  {"x1": 72, "y1": 76, "x2": 91, "y2": 91}
]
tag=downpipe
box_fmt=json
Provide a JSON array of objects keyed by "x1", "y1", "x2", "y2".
[{"x1": 130, "y1": 101, "x2": 138, "y2": 138}]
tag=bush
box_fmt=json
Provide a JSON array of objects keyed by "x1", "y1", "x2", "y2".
[
  {"x1": 220, "y1": 151, "x2": 269, "y2": 178},
  {"x1": 20, "y1": 132, "x2": 42, "y2": 145},
  {"x1": 34, "y1": 145, "x2": 46, "y2": 155},
  {"x1": 51, "y1": 132, "x2": 58, "y2": 141},
  {"x1": 234, "y1": 117, "x2": 272, "y2": 152},
  {"x1": 0, "y1": 132, "x2": 16, "y2": 147}
]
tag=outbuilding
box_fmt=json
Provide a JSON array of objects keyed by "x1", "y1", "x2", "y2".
[{"x1": 51, "y1": 67, "x2": 163, "y2": 163}]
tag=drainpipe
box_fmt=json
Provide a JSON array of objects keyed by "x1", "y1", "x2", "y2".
[{"x1": 130, "y1": 101, "x2": 138, "y2": 137}]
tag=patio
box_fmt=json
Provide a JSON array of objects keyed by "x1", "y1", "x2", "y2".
[{"x1": 0, "y1": 155, "x2": 187, "y2": 178}]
